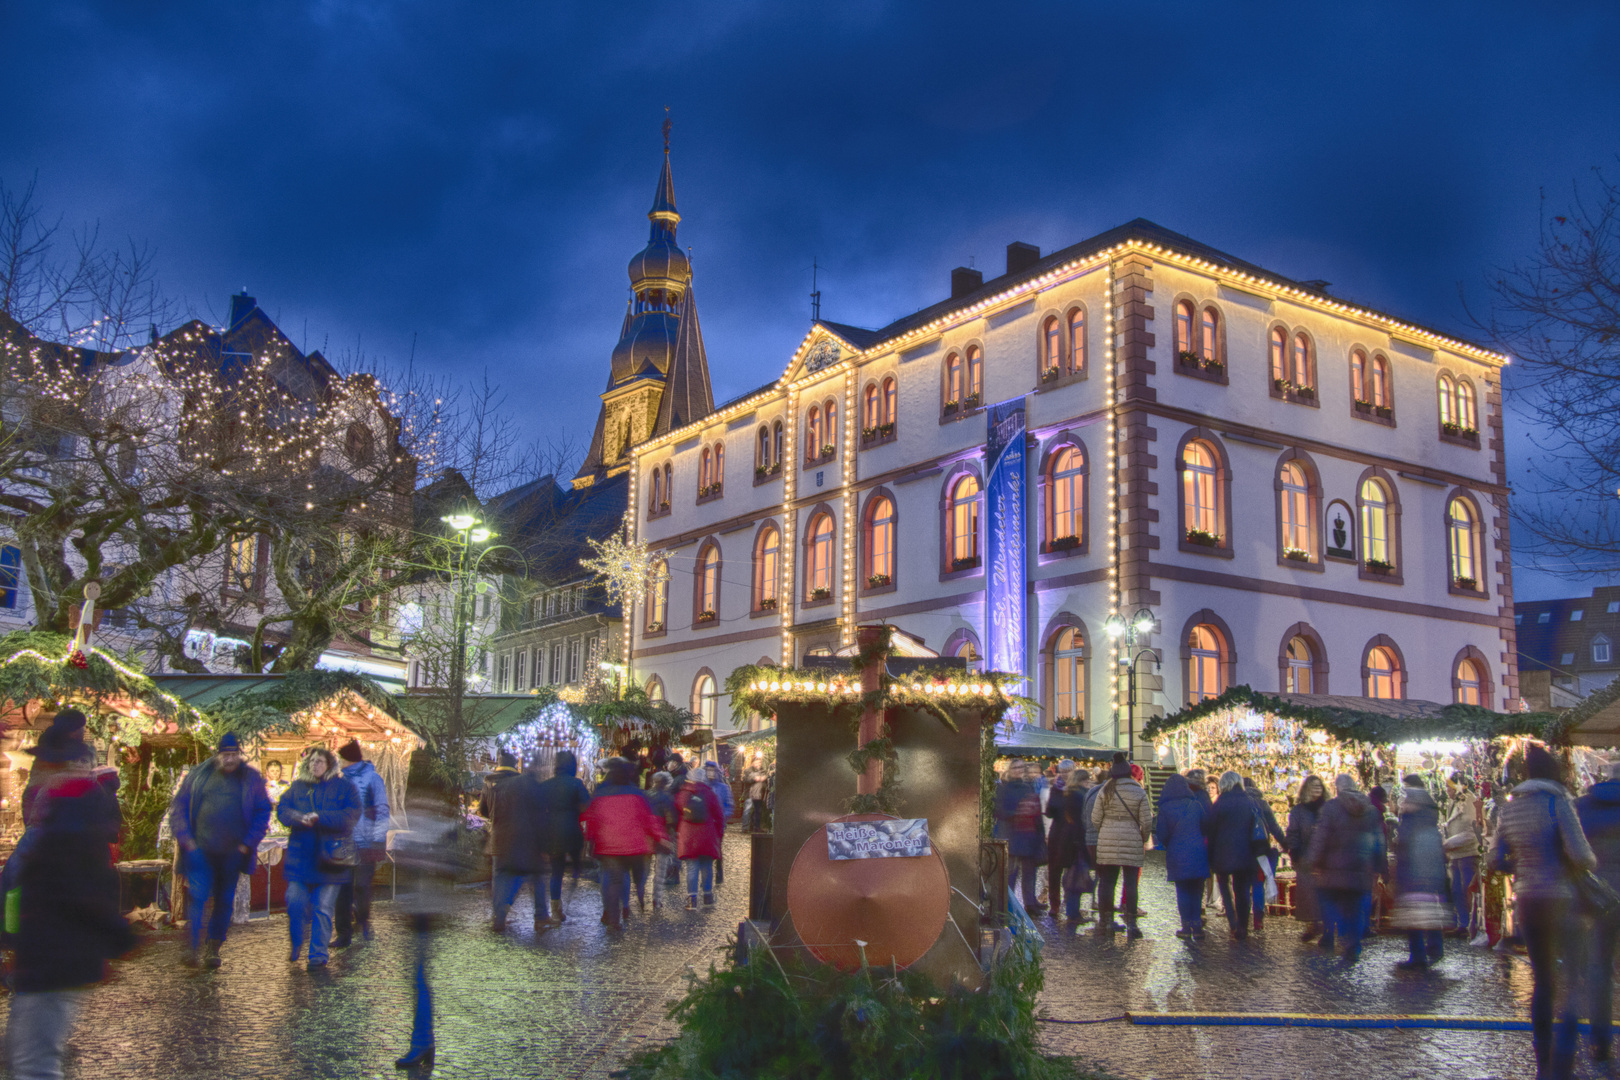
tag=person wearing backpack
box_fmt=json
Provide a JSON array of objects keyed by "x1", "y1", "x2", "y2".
[
  {"x1": 1090, "y1": 757, "x2": 1152, "y2": 939},
  {"x1": 1206, "y1": 771, "x2": 1261, "y2": 941},
  {"x1": 996, "y1": 762, "x2": 1047, "y2": 914},
  {"x1": 675, "y1": 772, "x2": 721, "y2": 909}
]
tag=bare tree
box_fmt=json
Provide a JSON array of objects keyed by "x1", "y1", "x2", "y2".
[{"x1": 1485, "y1": 167, "x2": 1620, "y2": 577}]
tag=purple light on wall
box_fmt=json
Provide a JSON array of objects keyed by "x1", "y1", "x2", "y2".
[{"x1": 985, "y1": 397, "x2": 1026, "y2": 678}]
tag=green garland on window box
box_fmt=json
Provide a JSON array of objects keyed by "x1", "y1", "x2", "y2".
[{"x1": 1364, "y1": 558, "x2": 1395, "y2": 574}]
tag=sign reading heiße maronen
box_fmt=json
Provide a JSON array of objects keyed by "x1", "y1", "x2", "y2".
[{"x1": 826, "y1": 819, "x2": 931, "y2": 860}]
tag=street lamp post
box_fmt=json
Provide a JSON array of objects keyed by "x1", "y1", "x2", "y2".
[
  {"x1": 441, "y1": 509, "x2": 494, "y2": 802},
  {"x1": 1105, "y1": 607, "x2": 1158, "y2": 760}
]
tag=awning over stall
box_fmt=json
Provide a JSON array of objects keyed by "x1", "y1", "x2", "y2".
[{"x1": 995, "y1": 724, "x2": 1115, "y2": 761}]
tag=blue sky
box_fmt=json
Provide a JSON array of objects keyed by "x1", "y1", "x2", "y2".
[{"x1": 2, "y1": 1, "x2": 1617, "y2": 598}]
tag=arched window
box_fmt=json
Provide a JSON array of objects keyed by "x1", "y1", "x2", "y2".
[
  {"x1": 1455, "y1": 658, "x2": 1484, "y2": 705},
  {"x1": 1351, "y1": 350, "x2": 1368, "y2": 402},
  {"x1": 646, "y1": 676, "x2": 665, "y2": 702},
  {"x1": 864, "y1": 495, "x2": 895, "y2": 585},
  {"x1": 1371, "y1": 355, "x2": 1390, "y2": 408},
  {"x1": 1068, "y1": 308, "x2": 1086, "y2": 374},
  {"x1": 805, "y1": 405, "x2": 821, "y2": 461},
  {"x1": 1360, "y1": 478, "x2": 1391, "y2": 567},
  {"x1": 1448, "y1": 496, "x2": 1480, "y2": 587},
  {"x1": 757, "y1": 425, "x2": 771, "y2": 469},
  {"x1": 1200, "y1": 306, "x2": 1220, "y2": 363},
  {"x1": 1366, "y1": 646, "x2": 1401, "y2": 700},
  {"x1": 1292, "y1": 332, "x2": 1312, "y2": 388},
  {"x1": 966, "y1": 345, "x2": 983, "y2": 402},
  {"x1": 945, "y1": 353, "x2": 964, "y2": 406},
  {"x1": 883, "y1": 377, "x2": 897, "y2": 425},
  {"x1": 864, "y1": 384, "x2": 881, "y2": 430},
  {"x1": 805, "y1": 514, "x2": 834, "y2": 598},
  {"x1": 949, "y1": 475, "x2": 981, "y2": 566},
  {"x1": 1284, "y1": 637, "x2": 1314, "y2": 694},
  {"x1": 754, "y1": 525, "x2": 780, "y2": 611},
  {"x1": 699, "y1": 447, "x2": 712, "y2": 491},
  {"x1": 663, "y1": 463, "x2": 672, "y2": 507},
  {"x1": 1457, "y1": 380, "x2": 1477, "y2": 431},
  {"x1": 693, "y1": 674, "x2": 717, "y2": 729},
  {"x1": 944, "y1": 630, "x2": 982, "y2": 667},
  {"x1": 1183, "y1": 441, "x2": 1220, "y2": 539},
  {"x1": 1594, "y1": 634, "x2": 1612, "y2": 665},
  {"x1": 1051, "y1": 627, "x2": 1086, "y2": 725},
  {"x1": 713, "y1": 442, "x2": 724, "y2": 487},
  {"x1": 649, "y1": 466, "x2": 663, "y2": 515},
  {"x1": 696, "y1": 544, "x2": 720, "y2": 620},
  {"x1": 1175, "y1": 300, "x2": 1195, "y2": 355},
  {"x1": 1042, "y1": 316, "x2": 1061, "y2": 376},
  {"x1": 1279, "y1": 461, "x2": 1311, "y2": 557},
  {"x1": 1270, "y1": 327, "x2": 1287, "y2": 382},
  {"x1": 1438, "y1": 374, "x2": 1457, "y2": 426},
  {"x1": 1188, "y1": 624, "x2": 1226, "y2": 703},
  {"x1": 1048, "y1": 445, "x2": 1085, "y2": 547},
  {"x1": 822, "y1": 398, "x2": 837, "y2": 453},
  {"x1": 773, "y1": 421, "x2": 783, "y2": 466},
  {"x1": 646, "y1": 559, "x2": 668, "y2": 630}
]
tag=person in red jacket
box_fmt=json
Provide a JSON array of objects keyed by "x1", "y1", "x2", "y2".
[
  {"x1": 580, "y1": 757, "x2": 668, "y2": 930},
  {"x1": 674, "y1": 774, "x2": 723, "y2": 909}
]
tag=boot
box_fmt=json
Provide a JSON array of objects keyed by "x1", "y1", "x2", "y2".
[
  {"x1": 395, "y1": 1046, "x2": 434, "y2": 1070},
  {"x1": 621, "y1": 905, "x2": 631, "y2": 923},
  {"x1": 359, "y1": 921, "x2": 373, "y2": 944},
  {"x1": 332, "y1": 931, "x2": 353, "y2": 950},
  {"x1": 702, "y1": 891, "x2": 715, "y2": 906},
  {"x1": 491, "y1": 913, "x2": 507, "y2": 934},
  {"x1": 181, "y1": 945, "x2": 200, "y2": 968},
  {"x1": 686, "y1": 895, "x2": 698, "y2": 910},
  {"x1": 203, "y1": 939, "x2": 222, "y2": 968}
]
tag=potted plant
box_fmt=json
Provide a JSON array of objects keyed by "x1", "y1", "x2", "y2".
[
  {"x1": 1374, "y1": 404, "x2": 1394, "y2": 419},
  {"x1": 964, "y1": 392, "x2": 982, "y2": 409},
  {"x1": 755, "y1": 465, "x2": 769, "y2": 479},
  {"x1": 1353, "y1": 398, "x2": 1373, "y2": 413},
  {"x1": 820, "y1": 444, "x2": 836, "y2": 459},
  {"x1": 878, "y1": 421, "x2": 895, "y2": 437},
  {"x1": 861, "y1": 426, "x2": 878, "y2": 442},
  {"x1": 1185, "y1": 527, "x2": 1221, "y2": 547},
  {"x1": 1283, "y1": 546, "x2": 1312, "y2": 562},
  {"x1": 1295, "y1": 385, "x2": 1316, "y2": 400},
  {"x1": 1177, "y1": 349, "x2": 1203, "y2": 368},
  {"x1": 942, "y1": 399, "x2": 959, "y2": 416},
  {"x1": 1050, "y1": 534, "x2": 1080, "y2": 552},
  {"x1": 809, "y1": 586, "x2": 831, "y2": 601},
  {"x1": 1273, "y1": 377, "x2": 1293, "y2": 394},
  {"x1": 1203, "y1": 359, "x2": 1225, "y2": 376},
  {"x1": 1364, "y1": 558, "x2": 1395, "y2": 574},
  {"x1": 696, "y1": 610, "x2": 717, "y2": 623},
  {"x1": 659, "y1": 500, "x2": 670, "y2": 512},
  {"x1": 951, "y1": 555, "x2": 981, "y2": 572},
  {"x1": 866, "y1": 573, "x2": 892, "y2": 589},
  {"x1": 1041, "y1": 366, "x2": 1061, "y2": 384},
  {"x1": 1453, "y1": 575, "x2": 1478, "y2": 591},
  {"x1": 645, "y1": 621, "x2": 664, "y2": 633},
  {"x1": 1441, "y1": 421, "x2": 1461, "y2": 437},
  {"x1": 759, "y1": 597, "x2": 777, "y2": 611}
]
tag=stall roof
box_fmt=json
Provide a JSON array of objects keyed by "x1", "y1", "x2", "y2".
[
  {"x1": 996, "y1": 724, "x2": 1116, "y2": 761},
  {"x1": 393, "y1": 692, "x2": 556, "y2": 737}
]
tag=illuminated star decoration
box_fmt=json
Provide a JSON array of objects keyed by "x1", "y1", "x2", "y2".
[{"x1": 580, "y1": 515, "x2": 668, "y2": 606}]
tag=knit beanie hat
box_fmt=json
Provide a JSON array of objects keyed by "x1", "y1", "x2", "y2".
[
  {"x1": 1109, "y1": 760, "x2": 1132, "y2": 779},
  {"x1": 1524, "y1": 743, "x2": 1562, "y2": 782},
  {"x1": 217, "y1": 732, "x2": 242, "y2": 754},
  {"x1": 338, "y1": 739, "x2": 363, "y2": 763}
]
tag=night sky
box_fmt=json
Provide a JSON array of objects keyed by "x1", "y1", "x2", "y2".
[{"x1": 3, "y1": 2, "x2": 1617, "y2": 598}]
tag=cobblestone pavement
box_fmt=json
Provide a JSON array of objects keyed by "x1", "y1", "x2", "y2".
[{"x1": 0, "y1": 839, "x2": 1606, "y2": 1079}]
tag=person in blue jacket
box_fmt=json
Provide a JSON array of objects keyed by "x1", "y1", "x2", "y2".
[
  {"x1": 1154, "y1": 773, "x2": 1211, "y2": 939},
  {"x1": 168, "y1": 732, "x2": 272, "y2": 968},
  {"x1": 702, "y1": 761, "x2": 734, "y2": 886},
  {"x1": 334, "y1": 739, "x2": 390, "y2": 948},
  {"x1": 276, "y1": 747, "x2": 361, "y2": 969}
]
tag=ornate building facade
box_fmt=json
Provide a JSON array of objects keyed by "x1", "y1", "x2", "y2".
[{"x1": 622, "y1": 216, "x2": 1517, "y2": 750}]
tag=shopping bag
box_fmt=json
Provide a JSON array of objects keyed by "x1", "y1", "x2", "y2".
[{"x1": 1257, "y1": 855, "x2": 1279, "y2": 904}]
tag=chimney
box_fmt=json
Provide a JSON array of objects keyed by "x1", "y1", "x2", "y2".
[
  {"x1": 228, "y1": 291, "x2": 256, "y2": 330},
  {"x1": 1006, "y1": 241, "x2": 1040, "y2": 276},
  {"x1": 951, "y1": 267, "x2": 984, "y2": 299}
]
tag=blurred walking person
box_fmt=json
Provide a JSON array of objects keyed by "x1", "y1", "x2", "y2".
[
  {"x1": 168, "y1": 732, "x2": 272, "y2": 968},
  {"x1": 1244, "y1": 778, "x2": 1286, "y2": 933},
  {"x1": 534, "y1": 750, "x2": 591, "y2": 924},
  {"x1": 702, "y1": 761, "x2": 734, "y2": 886},
  {"x1": 1391, "y1": 775, "x2": 1450, "y2": 970},
  {"x1": 743, "y1": 756, "x2": 769, "y2": 832},
  {"x1": 486, "y1": 754, "x2": 549, "y2": 933},
  {"x1": 276, "y1": 747, "x2": 361, "y2": 968},
  {"x1": 1577, "y1": 758, "x2": 1620, "y2": 1070},
  {"x1": 392, "y1": 771, "x2": 466, "y2": 1072},
  {"x1": 1059, "y1": 768, "x2": 1096, "y2": 922},
  {"x1": 1206, "y1": 772, "x2": 1260, "y2": 941},
  {"x1": 1090, "y1": 755, "x2": 1152, "y2": 939},
  {"x1": 582, "y1": 757, "x2": 668, "y2": 927},
  {"x1": 673, "y1": 767, "x2": 721, "y2": 909},
  {"x1": 1309, "y1": 774, "x2": 1386, "y2": 962},
  {"x1": 1496, "y1": 744, "x2": 1596, "y2": 1080},
  {"x1": 998, "y1": 761, "x2": 1048, "y2": 914},
  {"x1": 646, "y1": 771, "x2": 678, "y2": 908},
  {"x1": 9, "y1": 736, "x2": 133, "y2": 1080},
  {"x1": 1044, "y1": 759, "x2": 1076, "y2": 918},
  {"x1": 1443, "y1": 773, "x2": 1484, "y2": 938},
  {"x1": 1286, "y1": 775, "x2": 1328, "y2": 941},
  {"x1": 335, "y1": 739, "x2": 390, "y2": 947},
  {"x1": 1155, "y1": 773, "x2": 1210, "y2": 940}
]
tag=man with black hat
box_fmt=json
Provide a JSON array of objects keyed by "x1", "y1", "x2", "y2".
[
  {"x1": 334, "y1": 738, "x2": 390, "y2": 947},
  {"x1": 9, "y1": 732, "x2": 132, "y2": 1080},
  {"x1": 169, "y1": 733, "x2": 273, "y2": 967}
]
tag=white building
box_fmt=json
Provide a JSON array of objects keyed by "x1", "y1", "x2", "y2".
[{"x1": 621, "y1": 217, "x2": 1515, "y2": 751}]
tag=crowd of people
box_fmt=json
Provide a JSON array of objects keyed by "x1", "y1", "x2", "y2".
[{"x1": 995, "y1": 745, "x2": 1620, "y2": 1079}]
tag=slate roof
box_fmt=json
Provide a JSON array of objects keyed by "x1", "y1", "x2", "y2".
[{"x1": 488, "y1": 470, "x2": 630, "y2": 597}]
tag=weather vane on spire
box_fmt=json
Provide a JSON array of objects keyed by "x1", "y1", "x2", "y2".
[{"x1": 663, "y1": 107, "x2": 671, "y2": 152}]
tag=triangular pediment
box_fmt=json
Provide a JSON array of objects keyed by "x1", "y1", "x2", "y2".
[{"x1": 781, "y1": 322, "x2": 872, "y2": 384}]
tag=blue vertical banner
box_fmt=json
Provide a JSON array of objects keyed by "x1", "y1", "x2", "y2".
[{"x1": 985, "y1": 396, "x2": 1027, "y2": 678}]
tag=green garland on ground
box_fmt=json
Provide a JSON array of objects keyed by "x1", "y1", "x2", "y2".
[
  {"x1": 1140, "y1": 684, "x2": 1570, "y2": 745},
  {"x1": 616, "y1": 925, "x2": 1104, "y2": 1080}
]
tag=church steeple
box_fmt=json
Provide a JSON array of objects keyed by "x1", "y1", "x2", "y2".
[{"x1": 573, "y1": 119, "x2": 714, "y2": 489}]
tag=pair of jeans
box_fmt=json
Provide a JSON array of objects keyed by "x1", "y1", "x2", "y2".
[
  {"x1": 185, "y1": 848, "x2": 242, "y2": 951},
  {"x1": 1519, "y1": 896, "x2": 1578, "y2": 1079},
  {"x1": 6, "y1": 989, "x2": 85, "y2": 1080},
  {"x1": 335, "y1": 859, "x2": 379, "y2": 938},
  {"x1": 492, "y1": 869, "x2": 547, "y2": 923},
  {"x1": 1010, "y1": 855, "x2": 1042, "y2": 911},
  {"x1": 684, "y1": 856, "x2": 714, "y2": 898},
  {"x1": 1589, "y1": 914, "x2": 1620, "y2": 1060},
  {"x1": 598, "y1": 856, "x2": 637, "y2": 921},
  {"x1": 547, "y1": 848, "x2": 580, "y2": 905},
  {"x1": 653, "y1": 853, "x2": 677, "y2": 904},
  {"x1": 1216, "y1": 868, "x2": 1256, "y2": 937},
  {"x1": 1174, "y1": 878, "x2": 1207, "y2": 931},
  {"x1": 1096, "y1": 864, "x2": 1140, "y2": 928},
  {"x1": 1449, "y1": 857, "x2": 1478, "y2": 934},
  {"x1": 286, "y1": 880, "x2": 340, "y2": 962},
  {"x1": 1407, "y1": 929, "x2": 1444, "y2": 965},
  {"x1": 1318, "y1": 887, "x2": 1369, "y2": 954},
  {"x1": 1063, "y1": 860, "x2": 1091, "y2": 920},
  {"x1": 407, "y1": 916, "x2": 434, "y2": 1053}
]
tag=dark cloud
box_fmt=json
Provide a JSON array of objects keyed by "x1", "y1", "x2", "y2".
[{"x1": 2, "y1": 0, "x2": 1617, "y2": 596}]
